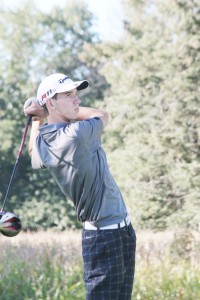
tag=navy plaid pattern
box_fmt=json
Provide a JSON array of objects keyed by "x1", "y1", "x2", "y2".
[{"x1": 82, "y1": 223, "x2": 136, "y2": 300}]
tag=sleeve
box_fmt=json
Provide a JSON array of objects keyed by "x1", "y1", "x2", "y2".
[
  {"x1": 77, "y1": 117, "x2": 104, "y2": 144},
  {"x1": 31, "y1": 137, "x2": 46, "y2": 169}
]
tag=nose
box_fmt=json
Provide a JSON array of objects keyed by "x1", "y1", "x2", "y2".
[{"x1": 74, "y1": 96, "x2": 81, "y2": 105}]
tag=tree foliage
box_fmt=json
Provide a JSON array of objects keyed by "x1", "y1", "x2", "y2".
[{"x1": 86, "y1": 0, "x2": 200, "y2": 230}]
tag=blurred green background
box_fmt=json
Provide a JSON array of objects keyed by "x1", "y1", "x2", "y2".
[
  {"x1": 0, "y1": 1, "x2": 200, "y2": 299},
  {"x1": 0, "y1": 0, "x2": 199, "y2": 232}
]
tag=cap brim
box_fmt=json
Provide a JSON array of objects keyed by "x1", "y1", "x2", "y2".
[
  {"x1": 57, "y1": 80, "x2": 89, "y2": 93},
  {"x1": 76, "y1": 80, "x2": 89, "y2": 91}
]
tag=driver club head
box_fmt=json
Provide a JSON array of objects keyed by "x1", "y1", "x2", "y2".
[{"x1": 0, "y1": 211, "x2": 22, "y2": 237}]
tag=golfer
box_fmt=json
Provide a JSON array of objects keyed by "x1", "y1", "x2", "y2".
[{"x1": 24, "y1": 73, "x2": 136, "y2": 300}]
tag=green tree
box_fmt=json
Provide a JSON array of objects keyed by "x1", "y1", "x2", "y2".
[{"x1": 83, "y1": 0, "x2": 200, "y2": 230}]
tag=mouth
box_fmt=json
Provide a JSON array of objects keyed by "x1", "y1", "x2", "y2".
[{"x1": 75, "y1": 107, "x2": 79, "y2": 112}]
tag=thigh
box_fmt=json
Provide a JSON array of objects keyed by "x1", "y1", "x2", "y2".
[{"x1": 82, "y1": 229, "x2": 126, "y2": 300}]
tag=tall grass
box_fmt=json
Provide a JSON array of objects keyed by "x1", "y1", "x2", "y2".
[
  {"x1": 0, "y1": 229, "x2": 199, "y2": 300},
  {"x1": 0, "y1": 231, "x2": 84, "y2": 300},
  {"x1": 133, "y1": 230, "x2": 200, "y2": 300}
]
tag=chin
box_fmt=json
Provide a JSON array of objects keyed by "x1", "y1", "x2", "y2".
[{"x1": 74, "y1": 111, "x2": 79, "y2": 118}]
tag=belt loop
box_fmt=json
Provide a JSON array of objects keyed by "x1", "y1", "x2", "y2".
[{"x1": 124, "y1": 217, "x2": 128, "y2": 228}]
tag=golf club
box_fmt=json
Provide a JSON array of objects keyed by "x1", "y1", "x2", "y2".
[
  {"x1": 0, "y1": 211, "x2": 21, "y2": 237},
  {"x1": 0, "y1": 114, "x2": 32, "y2": 237}
]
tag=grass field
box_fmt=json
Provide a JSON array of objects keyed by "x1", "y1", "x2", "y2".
[{"x1": 0, "y1": 229, "x2": 200, "y2": 300}]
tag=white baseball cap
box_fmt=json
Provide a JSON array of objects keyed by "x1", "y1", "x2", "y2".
[{"x1": 37, "y1": 73, "x2": 89, "y2": 106}]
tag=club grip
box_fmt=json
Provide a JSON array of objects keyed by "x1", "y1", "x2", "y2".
[{"x1": 27, "y1": 114, "x2": 33, "y2": 125}]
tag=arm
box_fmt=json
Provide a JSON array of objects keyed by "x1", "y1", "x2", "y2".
[
  {"x1": 76, "y1": 107, "x2": 109, "y2": 128},
  {"x1": 23, "y1": 98, "x2": 48, "y2": 156},
  {"x1": 28, "y1": 119, "x2": 44, "y2": 156}
]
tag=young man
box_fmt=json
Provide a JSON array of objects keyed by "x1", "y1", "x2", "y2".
[{"x1": 24, "y1": 73, "x2": 136, "y2": 300}]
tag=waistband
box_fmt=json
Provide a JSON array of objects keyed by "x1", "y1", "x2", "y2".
[{"x1": 83, "y1": 215, "x2": 131, "y2": 230}]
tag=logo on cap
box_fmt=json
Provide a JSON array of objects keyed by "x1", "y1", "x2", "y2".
[
  {"x1": 58, "y1": 76, "x2": 69, "y2": 84},
  {"x1": 41, "y1": 88, "x2": 56, "y2": 101}
]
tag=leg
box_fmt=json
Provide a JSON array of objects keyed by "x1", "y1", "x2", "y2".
[
  {"x1": 119, "y1": 224, "x2": 136, "y2": 300},
  {"x1": 82, "y1": 226, "x2": 136, "y2": 300},
  {"x1": 82, "y1": 229, "x2": 124, "y2": 300}
]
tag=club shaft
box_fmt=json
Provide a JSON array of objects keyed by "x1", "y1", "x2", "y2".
[
  {"x1": 18, "y1": 115, "x2": 32, "y2": 157},
  {"x1": 1, "y1": 115, "x2": 32, "y2": 211},
  {"x1": 1, "y1": 159, "x2": 19, "y2": 211}
]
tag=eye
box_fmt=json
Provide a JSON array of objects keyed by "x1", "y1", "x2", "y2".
[{"x1": 65, "y1": 90, "x2": 78, "y2": 98}]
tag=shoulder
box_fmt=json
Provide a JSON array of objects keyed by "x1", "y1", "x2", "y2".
[
  {"x1": 74, "y1": 117, "x2": 103, "y2": 131},
  {"x1": 71, "y1": 118, "x2": 104, "y2": 141}
]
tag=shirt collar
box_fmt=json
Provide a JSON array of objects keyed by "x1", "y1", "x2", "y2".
[{"x1": 39, "y1": 122, "x2": 69, "y2": 134}]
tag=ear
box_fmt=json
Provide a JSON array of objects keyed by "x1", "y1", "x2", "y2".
[{"x1": 46, "y1": 98, "x2": 56, "y2": 111}]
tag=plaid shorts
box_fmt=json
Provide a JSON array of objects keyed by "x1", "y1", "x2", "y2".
[{"x1": 82, "y1": 223, "x2": 136, "y2": 300}]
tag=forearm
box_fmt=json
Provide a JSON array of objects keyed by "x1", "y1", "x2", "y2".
[
  {"x1": 23, "y1": 99, "x2": 48, "y2": 155},
  {"x1": 77, "y1": 107, "x2": 109, "y2": 127},
  {"x1": 28, "y1": 119, "x2": 44, "y2": 155}
]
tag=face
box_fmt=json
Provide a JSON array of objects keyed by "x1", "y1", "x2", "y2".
[{"x1": 47, "y1": 89, "x2": 81, "y2": 122}]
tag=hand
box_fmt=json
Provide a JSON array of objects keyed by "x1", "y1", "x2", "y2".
[
  {"x1": 24, "y1": 97, "x2": 48, "y2": 121},
  {"x1": 23, "y1": 97, "x2": 38, "y2": 109}
]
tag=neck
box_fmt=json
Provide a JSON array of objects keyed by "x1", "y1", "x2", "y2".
[
  {"x1": 47, "y1": 109, "x2": 72, "y2": 124},
  {"x1": 47, "y1": 115, "x2": 70, "y2": 124}
]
